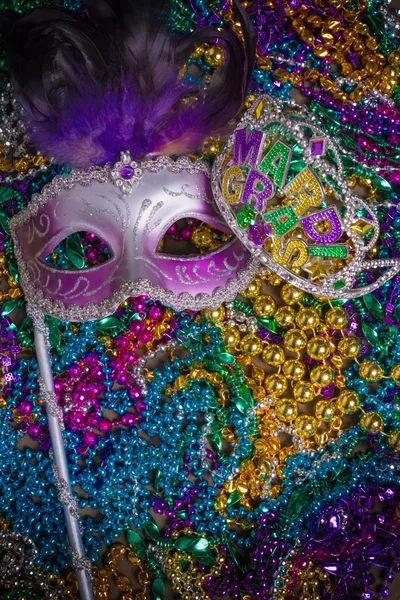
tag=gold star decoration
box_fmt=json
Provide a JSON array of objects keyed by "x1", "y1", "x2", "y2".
[{"x1": 303, "y1": 259, "x2": 333, "y2": 281}]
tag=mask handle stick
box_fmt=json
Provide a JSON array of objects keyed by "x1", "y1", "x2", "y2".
[{"x1": 28, "y1": 305, "x2": 94, "y2": 600}]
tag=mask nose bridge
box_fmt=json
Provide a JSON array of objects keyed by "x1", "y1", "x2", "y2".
[{"x1": 143, "y1": 192, "x2": 234, "y2": 254}]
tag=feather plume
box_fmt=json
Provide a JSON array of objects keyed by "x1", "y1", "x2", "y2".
[{"x1": 4, "y1": 0, "x2": 256, "y2": 168}]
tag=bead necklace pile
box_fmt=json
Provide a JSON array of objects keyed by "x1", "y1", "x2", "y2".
[{"x1": 0, "y1": 0, "x2": 399, "y2": 598}]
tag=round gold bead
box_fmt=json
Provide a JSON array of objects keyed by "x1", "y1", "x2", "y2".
[
  {"x1": 296, "y1": 308, "x2": 320, "y2": 330},
  {"x1": 251, "y1": 365, "x2": 265, "y2": 384},
  {"x1": 388, "y1": 51, "x2": 400, "y2": 64},
  {"x1": 221, "y1": 427, "x2": 235, "y2": 442},
  {"x1": 315, "y1": 432, "x2": 330, "y2": 446},
  {"x1": 276, "y1": 398, "x2": 298, "y2": 422},
  {"x1": 190, "y1": 45, "x2": 205, "y2": 59},
  {"x1": 253, "y1": 294, "x2": 276, "y2": 317},
  {"x1": 264, "y1": 373, "x2": 288, "y2": 397},
  {"x1": 191, "y1": 226, "x2": 214, "y2": 249},
  {"x1": 241, "y1": 278, "x2": 262, "y2": 298},
  {"x1": 281, "y1": 284, "x2": 304, "y2": 305},
  {"x1": 222, "y1": 326, "x2": 240, "y2": 348},
  {"x1": 388, "y1": 430, "x2": 400, "y2": 451},
  {"x1": 7, "y1": 276, "x2": 18, "y2": 289},
  {"x1": 359, "y1": 360, "x2": 383, "y2": 382},
  {"x1": 204, "y1": 306, "x2": 225, "y2": 322},
  {"x1": 262, "y1": 344, "x2": 285, "y2": 366},
  {"x1": 284, "y1": 329, "x2": 308, "y2": 352},
  {"x1": 9, "y1": 287, "x2": 22, "y2": 299},
  {"x1": 258, "y1": 56, "x2": 273, "y2": 71},
  {"x1": 275, "y1": 306, "x2": 296, "y2": 328},
  {"x1": 295, "y1": 415, "x2": 318, "y2": 438},
  {"x1": 338, "y1": 336, "x2": 361, "y2": 359},
  {"x1": 390, "y1": 364, "x2": 400, "y2": 385},
  {"x1": 337, "y1": 390, "x2": 359, "y2": 414},
  {"x1": 307, "y1": 337, "x2": 332, "y2": 360},
  {"x1": 204, "y1": 45, "x2": 224, "y2": 68},
  {"x1": 235, "y1": 352, "x2": 253, "y2": 369},
  {"x1": 335, "y1": 374, "x2": 347, "y2": 389},
  {"x1": 315, "y1": 400, "x2": 337, "y2": 422},
  {"x1": 325, "y1": 307, "x2": 349, "y2": 330},
  {"x1": 360, "y1": 411, "x2": 383, "y2": 433},
  {"x1": 310, "y1": 365, "x2": 334, "y2": 387},
  {"x1": 282, "y1": 359, "x2": 305, "y2": 380},
  {"x1": 241, "y1": 333, "x2": 262, "y2": 356},
  {"x1": 293, "y1": 381, "x2": 315, "y2": 403},
  {"x1": 268, "y1": 273, "x2": 283, "y2": 286}
]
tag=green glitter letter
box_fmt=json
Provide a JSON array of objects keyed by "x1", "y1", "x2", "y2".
[{"x1": 259, "y1": 140, "x2": 293, "y2": 188}]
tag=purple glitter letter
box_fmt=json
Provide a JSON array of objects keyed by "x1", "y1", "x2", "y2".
[
  {"x1": 242, "y1": 169, "x2": 275, "y2": 212},
  {"x1": 233, "y1": 128, "x2": 264, "y2": 168},
  {"x1": 302, "y1": 207, "x2": 343, "y2": 243}
]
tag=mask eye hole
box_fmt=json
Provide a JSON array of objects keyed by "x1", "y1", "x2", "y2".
[
  {"x1": 159, "y1": 219, "x2": 233, "y2": 256},
  {"x1": 42, "y1": 232, "x2": 112, "y2": 270}
]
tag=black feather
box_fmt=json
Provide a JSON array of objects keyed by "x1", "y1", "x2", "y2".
[{"x1": 4, "y1": 0, "x2": 256, "y2": 167}]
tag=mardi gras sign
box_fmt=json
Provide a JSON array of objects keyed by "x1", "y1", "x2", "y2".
[{"x1": 212, "y1": 95, "x2": 400, "y2": 298}]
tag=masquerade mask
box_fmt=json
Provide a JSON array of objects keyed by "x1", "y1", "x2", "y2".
[
  {"x1": 10, "y1": 155, "x2": 256, "y2": 321},
  {"x1": 212, "y1": 95, "x2": 400, "y2": 299},
  {"x1": 2, "y1": 2, "x2": 257, "y2": 597}
]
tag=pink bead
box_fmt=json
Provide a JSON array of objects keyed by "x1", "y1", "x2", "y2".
[
  {"x1": 167, "y1": 224, "x2": 178, "y2": 235},
  {"x1": 121, "y1": 413, "x2": 136, "y2": 426},
  {"x1": 135, "y1": 401, "x2": 145, "y2": 412},
  {"x1": 86, "y1": 232, "x2": 97, "y2": 243},
  {"x1": 90, "y1": 366, "x2": 103, "y2": 379},
  {"x1": 19, "y1": 400, "x2": 32, "y2": 415},
  {"x1": 72, "y1": 391, "x2": 86, "y2": 404},
  {"x1": 132, "y1": 299, "x2": 146, "y2": 312},
  {"x1": 69, "y1": 365, "x2": 81, "y2": 379},
  {"x1": 69, "y1": 412, "x2": 86, "y2": 431},
  {"x1": 84, "y1": 431, "x2": 97, "y2": 446},
  {"x1": 86, "y1": 248, "x2": 98, "y2": 262},
  {"x1": 86, "y1": 354, "x2": 98, "y2": 366},
  {"x1": 129, "y1": 387, "x2": 142, "y2": 400},
  {"x1": 294, "y1": 558, "x2": 308, "y2": 569},
  {"x1": 88, "y1": 382, "x2": 102, "y2": 396},
  {"x1": 130, "y1": 322, "x2": 143, "y2": 334},
  {"x1": 28, "y1": 423, "x2": 41, "y2": 439},
  {"x1": 148, "y1": 306, "x2": 162, "y2": 320},
  {"x1": 54, "y1": 379, "x2": 64, "y2": 392},
  {"x1": 181, "y1": 227, "x2": 192, "y2": 240},
  {"x1": 86, "y1": 413, "x2": 100, "y2": 427},
  {"x1": 115, "y1": 337, "x2": 128, "y2": 349},
  {"x1": 389, "y1": 171, "x2": 400, "y2": 184},
  {"x1": 98, "y1": 418, "x2": 112, "y2": 432},
  {"x1": 139, "y1": 331, "x2": 152, "y2": 343}
]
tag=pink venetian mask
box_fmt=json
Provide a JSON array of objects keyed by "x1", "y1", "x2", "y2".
[{"x1": 10, "y1": 155, "x2": 257, "y2": 321}]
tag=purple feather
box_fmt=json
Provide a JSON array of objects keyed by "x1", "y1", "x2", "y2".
[{"x1": 5, "y1": 0, "x2": 256, "y2": 168}]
